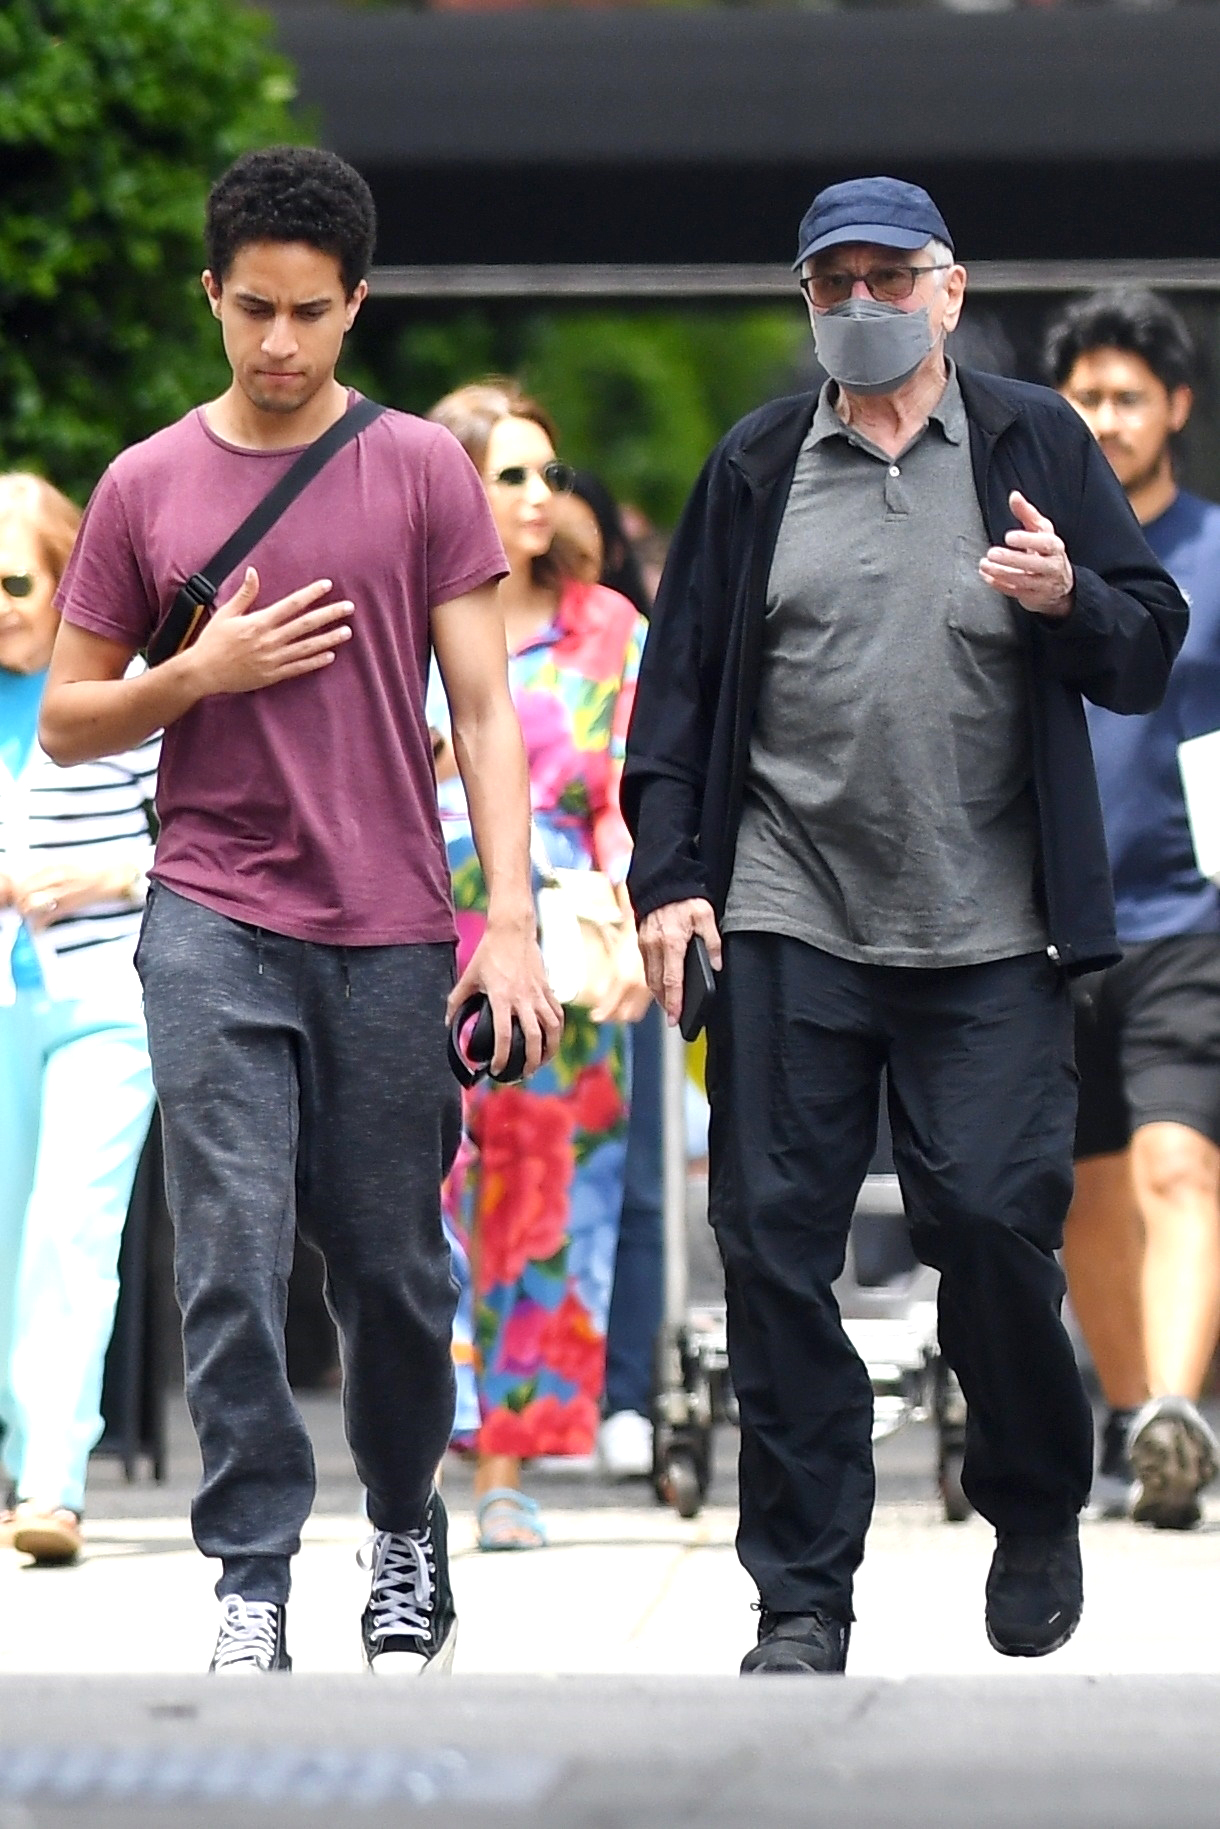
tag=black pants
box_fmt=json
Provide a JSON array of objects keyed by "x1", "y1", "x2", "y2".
[
  {"x1": 709, "y1": 932, "x2": 1093, "y2": 1624},
  {"x1": 136, "y1": 885, "x2": 462, "y2": 1602}
]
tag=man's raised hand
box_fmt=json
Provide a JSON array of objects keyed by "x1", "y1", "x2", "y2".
[
  {"x1": 978, "y1": 491, "x2": 1075, "y2": 620},
  {"x1": 187, "y1": 567, "x2": 354, "y2": 694}
]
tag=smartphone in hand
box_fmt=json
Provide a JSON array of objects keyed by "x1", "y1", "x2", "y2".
[{"x1": 680, "y1": 934, "x2": 717, "y2": 1041}]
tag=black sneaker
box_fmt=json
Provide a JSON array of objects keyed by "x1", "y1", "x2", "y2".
[
  {"x1": 360, "y1": 1488, "x2": 457, "y2": 1675},
  {"x1": 740, "y1": 1607, "x2": 850, "y2": 1675},
  {"x1": 985, "y1": 1525, "x2": 1082, "y2": 1658},
  {"x1": 208, "y1": 1597, "x2": 291, "y2": 1673},
  {"x1": 1128, "y1": 1395, "x2": 1219, "y2": 1530},
  {"x1": 1091, "y1": 1407, "x2": 1137, "y2": 1519}
]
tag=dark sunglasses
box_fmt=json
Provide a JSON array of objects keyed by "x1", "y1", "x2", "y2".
[
  {"x1": 799, "y1": 263, "x2": 951, "y2": 309},
  {"x1": 0, "y1": 572, "x2": 36, "y2": 599},
  {"x1": 489, "y1": 460, "x2": 575, "y2": 494}
]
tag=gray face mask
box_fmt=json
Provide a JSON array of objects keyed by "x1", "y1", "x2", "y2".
[{"x1": 811, "y1": 297, "x2": 938, "y2": 396}]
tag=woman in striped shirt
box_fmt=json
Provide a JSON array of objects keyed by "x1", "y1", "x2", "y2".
[{"x1": 0, "y1": 474, "x2": 158, "y2": 1566}]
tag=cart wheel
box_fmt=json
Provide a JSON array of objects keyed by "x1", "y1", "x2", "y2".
[
  {"x1": 664, "y1": 1450, "x2": 703, "y2": 1519},
  {"x1": 939, "y1": 1449, "x2": 972, "y2": 1523}
]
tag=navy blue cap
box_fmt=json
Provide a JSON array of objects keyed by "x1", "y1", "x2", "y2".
[{"x1": 793, "y1": 177, "x2": 954, "y2": 271}]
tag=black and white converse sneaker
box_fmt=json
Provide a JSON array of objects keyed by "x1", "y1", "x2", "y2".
[
  {"x1": 360, "y1": 1489, "x2": 457, "y2": 1675},
  {"x1": 208, "y1": 1596, "x2": 291, "y2": 1673}
]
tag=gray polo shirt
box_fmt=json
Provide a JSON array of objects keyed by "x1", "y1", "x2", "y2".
[{"x1": 724, "y1": 367, "x2": 1046, "y2": 967}]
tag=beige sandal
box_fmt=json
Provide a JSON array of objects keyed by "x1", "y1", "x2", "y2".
[{"x1": 11, "y1": 1502, "x2": 83, "y2": 1565}]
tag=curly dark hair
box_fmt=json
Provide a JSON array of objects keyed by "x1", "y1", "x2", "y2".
[
  {"x1": 205, "y1": 146, "x2": 377, "y2": 297},
  {"x1": 1043, "y1": 289, "x2": 1195, "y2": 396}
]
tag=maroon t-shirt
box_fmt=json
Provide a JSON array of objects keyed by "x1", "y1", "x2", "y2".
[{"x1": 57, "y1": 399, "x2": 506, "y2": 946}]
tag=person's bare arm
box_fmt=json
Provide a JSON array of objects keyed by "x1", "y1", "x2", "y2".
[
  {"x1": 39, "y1": 566, "x2": 353, "y2": 766},
  {"x1": 431, "y1": 582, "x2": 563, "y2": 1073}
]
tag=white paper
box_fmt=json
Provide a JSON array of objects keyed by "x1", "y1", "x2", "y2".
[
  {"x1": 31, "y1": 927, "x2": 70, "y2": 1001},
  {"x1": 1178, "y1": 729, "x2": 1220, "y2": 885},
  {"x1": 0, "y1": 910, "x2": 19, "y2": 1006}
]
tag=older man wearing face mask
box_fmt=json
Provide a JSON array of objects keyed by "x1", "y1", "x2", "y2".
[{"x1": 623, "y1": 177, "x2": 1187, "y2": 1673}]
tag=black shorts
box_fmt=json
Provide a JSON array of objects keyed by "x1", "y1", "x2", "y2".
[{"x1": 1073, "y1": 932, "x2": 1220, "y2": 1159}]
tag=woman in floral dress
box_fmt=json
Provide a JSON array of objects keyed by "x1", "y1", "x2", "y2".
[{"x1": 427, "y1": 381, "x2": 651, "y2": 1549}]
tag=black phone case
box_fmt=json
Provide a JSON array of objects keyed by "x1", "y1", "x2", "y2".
[{"x1": 680, "y1": 934, "x2": 717, "y2": 1042}]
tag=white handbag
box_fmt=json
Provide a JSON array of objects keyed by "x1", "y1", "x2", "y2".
[{"x1": 531, "y1": 826, "x2": 626, "y2": 1009}]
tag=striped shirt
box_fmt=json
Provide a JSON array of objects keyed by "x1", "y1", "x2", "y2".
[{"x1": 0, "y1": 736, "x2": 159, "y2": 970}]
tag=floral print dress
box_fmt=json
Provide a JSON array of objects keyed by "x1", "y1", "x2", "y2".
[{"x1": 427, "y1": 580, "x2": 646, "y2": 1458}]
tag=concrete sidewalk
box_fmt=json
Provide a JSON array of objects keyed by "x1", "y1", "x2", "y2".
[
  {"x1": 4, "y1": 1395, "x2": 1220, "y2": 1680},
  {"x1": 7, "y1": 1397, "x2": 1220, "y2": 1826}
]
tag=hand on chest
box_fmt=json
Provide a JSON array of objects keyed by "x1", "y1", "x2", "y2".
[{"x1": 768, "y1": 452, "x2": 1021, "y2": 667}]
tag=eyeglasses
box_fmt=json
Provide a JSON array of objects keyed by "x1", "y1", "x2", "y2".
[
  {"x1": 488, "y1": 461, "x2": 575, "y2": 494},
  {"x1": 800, "y1": 264, "x2": 951, "y2": 309},
  {"x1": 0, "y1": 573, "x2": 35, "y2": 599},
  {"x1": 1065, "y1": 388, "x2": 1154, "y2": 418}
]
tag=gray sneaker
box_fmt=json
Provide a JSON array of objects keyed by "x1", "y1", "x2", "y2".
[{"x1": 1128, "y1": 1395, "x2": 1219, "y2": 1530}]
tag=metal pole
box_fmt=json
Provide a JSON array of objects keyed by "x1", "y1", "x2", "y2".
[
  {"x1": 368, "y1": 257, "x2": 1220, "y2": 302},
  {"x1": 662, "y1": 1017, "x2": 690, "y2": 1333}
]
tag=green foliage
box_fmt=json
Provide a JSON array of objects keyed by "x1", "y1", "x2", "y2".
[
  {"x1": 349, "y1": 303, "x2": 807, "y2": 526},
  {"x1": 0, "y1": 0, "x2": 300, "y2": 502},
  {"x1": 0, "y1": 0, "x2": 802, "y2": 524},
  {"x1": 526, "y1": 310, "x2": 805, "y2": 525}
]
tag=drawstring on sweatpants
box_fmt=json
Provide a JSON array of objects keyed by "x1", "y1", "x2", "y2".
[
  {"x1": 256, "y1": 929, "x2": 264, "y2": 976},
  {"x1": 341, "y1": 949, "x2": 351, "y2": 1000}
]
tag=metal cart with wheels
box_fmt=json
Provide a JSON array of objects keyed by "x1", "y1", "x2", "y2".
[{"x1": 651, "y1": 1020, "x2": 728, "y2": 1518}]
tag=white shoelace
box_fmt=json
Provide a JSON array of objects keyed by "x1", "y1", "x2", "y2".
[
  {"x1": 358, "y1": 1528, "x2": 434, "y2": 1646},
  {"x1": 211, "y1": 1596, "x2": 280, "y2": 1672}
]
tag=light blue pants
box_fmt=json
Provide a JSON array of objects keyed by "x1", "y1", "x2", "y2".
[{"x1": 0, "y1": 957, "x2": 154, "y2": 1514}]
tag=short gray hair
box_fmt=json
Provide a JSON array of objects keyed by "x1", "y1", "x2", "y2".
[{"x1": 925, "y1": 238, "x2": 954, "y2": 281}]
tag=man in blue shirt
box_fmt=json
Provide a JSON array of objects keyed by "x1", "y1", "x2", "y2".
[{"x1": 1048, "y1": 289, "x2": 1220, "y2": 1528}]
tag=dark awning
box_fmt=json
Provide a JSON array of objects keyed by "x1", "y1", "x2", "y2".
[
  {"x1": 268, "y1": 5, "x2": 1220, "y2": 263},
  {"x1": 272, "y1": 6, "x2": 1220, "y2": 164}
]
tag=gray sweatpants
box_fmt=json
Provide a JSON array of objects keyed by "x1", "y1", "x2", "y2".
[{"x1": 135, "y1": 884, "x2": 461, "y2": 1602}]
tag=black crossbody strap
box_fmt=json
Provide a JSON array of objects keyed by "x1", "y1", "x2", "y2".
[{"x1": 148, "y1": 397, "x2": 387, "y2": 666}]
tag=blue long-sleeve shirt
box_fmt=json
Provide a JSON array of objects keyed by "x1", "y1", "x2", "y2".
[{"x1": 1086, "y1": 489, "x2": 1220, "y2": 944}]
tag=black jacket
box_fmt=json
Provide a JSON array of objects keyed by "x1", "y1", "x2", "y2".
[{"x1": 622, "y1": 368, "x2": 1189, "y2": 974}]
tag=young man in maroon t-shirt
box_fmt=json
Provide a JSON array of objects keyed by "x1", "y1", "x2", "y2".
[{"x1": 40, "y1": 147, "x2": 561, "y2": 1674}]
